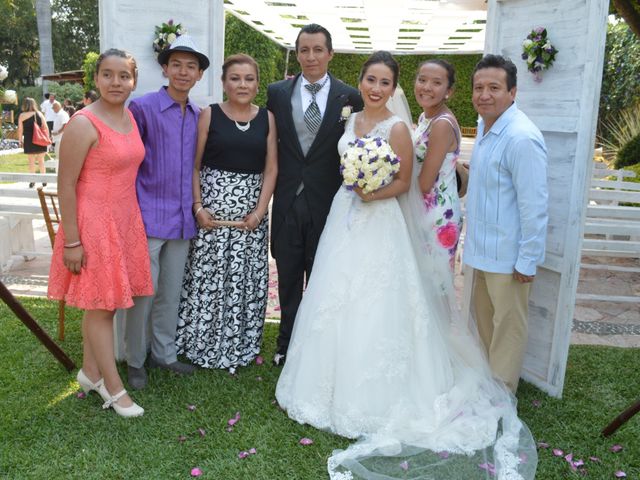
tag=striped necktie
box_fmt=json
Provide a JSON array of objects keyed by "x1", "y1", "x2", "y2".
[{"x1": 304, "y1": 79, "x2": 326, "y2": 134}]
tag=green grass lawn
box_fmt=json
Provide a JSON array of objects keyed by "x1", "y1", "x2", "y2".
[
  {"x1": 0, "y1": 152, "x2": 30, "y2": 173},
  {"x1": 1, "y1": 298, "x2": 638, "y2": 479}
]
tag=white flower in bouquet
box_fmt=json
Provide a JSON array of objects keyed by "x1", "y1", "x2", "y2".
[
  {"x1": 0, "y1": 65, "x2": 7, "y2": 82},
  {"x1": 340, "y1": 136, "x2": 401, "y2": 194},
  {"x1": 167, "y1": 33, "x2": 177, "y2": 44}
]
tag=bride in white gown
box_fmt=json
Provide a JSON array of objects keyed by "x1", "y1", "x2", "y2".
[{"x1": 275, "y1": 52, "x2": 537, "y2": 480}]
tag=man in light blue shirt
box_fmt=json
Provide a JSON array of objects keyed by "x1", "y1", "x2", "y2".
[{"x1": 464, "y1": 54, "x2": 548, "y2": 393}]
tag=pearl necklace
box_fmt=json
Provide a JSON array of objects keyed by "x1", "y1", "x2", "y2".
[{"x1": 234, "y1": 119, "x2": 251, "y2": 132}]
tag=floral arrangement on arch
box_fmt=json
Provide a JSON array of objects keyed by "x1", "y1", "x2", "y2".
[
  {"x1": 521, "y1": 27, "x2": 558, "y2": 82},
  {"x1": 153, "y1": 19, "x2": 185, "y2": 58}
]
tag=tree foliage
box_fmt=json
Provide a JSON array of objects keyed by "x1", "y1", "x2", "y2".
[
  {"x1": 599, "y1": 21, "x2": 640, "y2": 132},
  {"x1": 0, "y1": 0, "x2": 40, "y2": 87},
  {"x1": 612, "y1": 0, "x2": 640, "y2": 38},
  {"x1": 51, "y1": 0, "x2": 99, "y2": 72}
]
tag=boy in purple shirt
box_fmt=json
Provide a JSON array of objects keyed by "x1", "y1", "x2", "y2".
[{"x1": 123, "y1": 36, "x2": 210, "y2": 389}]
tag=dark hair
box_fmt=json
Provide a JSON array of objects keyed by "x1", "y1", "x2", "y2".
[
  {"x1": 221, "y1": 54, "x2": 260, "y2": 82},
  {"x1": 84, "y1": 90, "x2": 99, "y2": 103},
  {"x1": 359, "y1": 51, "x2": 399, "y2": 88},
  {"x1": 418, "y1": 59, "x2": 456, "y2": 88},
  {"x1": 43, "y1": 93, "x2": 50, "y2": 100},
  {"x1": 65, "y1": 106, "x2": 76, "y2": 116},
  {"x1": 95, "y1": 48, "x2": 138, "y2": 80},
  {"x1": 295, "y1": 23, "x2": 333, "y2": 52},
  {"x1": 472, "y1": 54, "x2": 517, "y2": 90}
]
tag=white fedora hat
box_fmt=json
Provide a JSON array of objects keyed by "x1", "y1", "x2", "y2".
[{"x1": 157, "y1": 34, "x2": 210, "y2": 70}]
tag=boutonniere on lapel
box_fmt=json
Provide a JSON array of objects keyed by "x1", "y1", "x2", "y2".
[{"x1": 340, "y1": 105, "x2": 353, "y2": 123}]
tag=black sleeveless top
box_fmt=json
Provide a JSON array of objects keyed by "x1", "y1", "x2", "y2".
[{"x1": 201, "y1": 104, "x2": 269, "y2": 174}]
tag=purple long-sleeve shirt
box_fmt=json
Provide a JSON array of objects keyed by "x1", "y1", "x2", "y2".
[{"x1": 129, "y1": 87, "x2": 199, "y2": 240}]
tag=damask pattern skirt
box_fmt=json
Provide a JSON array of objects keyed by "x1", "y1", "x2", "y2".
[{"x1": 176, "y1": 167, "x2": 268, "y2": 371}]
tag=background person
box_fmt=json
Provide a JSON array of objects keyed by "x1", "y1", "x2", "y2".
[
  {"x1": 51, "y1": 100, "x2": 70, "y2": 158},
  {"x1": 176, "y1": 54, "x2": 277, "y2": 374},
  {"x1": 16, "y1": 97, "x2": 48, "y2": 188}
]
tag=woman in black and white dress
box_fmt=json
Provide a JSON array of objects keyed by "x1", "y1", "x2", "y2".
[{"x1": 176, "y1": 54, "x2": 278, "y2": 373}]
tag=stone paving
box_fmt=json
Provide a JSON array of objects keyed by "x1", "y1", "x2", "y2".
[{"x1": 1, "y1": 220, "x2": 638, "y2": 348}]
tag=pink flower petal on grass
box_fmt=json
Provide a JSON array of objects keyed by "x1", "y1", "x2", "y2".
[
  {"x1": 614, "y1": 472, "x2": 626, "y2": 478},
  {"x1": 537, "y1": 442, "x2": 549, "y2": 449},
  {"x1": 76, "y1": 391, "x2": 86, "y2": 399},
  {"x1": 478, "y1": 463, "x2": 496, "y2": 476},
  {"x1": 438, "y1": 451, "x2": 450, "y2": 459},
  {"x1": 299, "y1": 437, "x2": 314, "y2": 445},
  {"x1": 610, "y1": 444, "x2": 623, "y2": 453},
  {"x1": 532, "y1": 399, "x2": 542, "y2": 408},
  {"x1": 573, "y1": 459, "x2": 584, "y2": 468},
  {"x1": 197, "y1": 428, "x2": 206, "y2": 437},
  {"x1": 238, "y1": 451, "x2": 249, "y2": 459},
  {"x1": 178, "y1": 435, "x2": 187, "y2": 443},
  {"x1": 191, "y1": 467, "x2": 203, "y2": 477},
  {"x1": 187, "y1": 404, "x2": 196, "y2": 412},
  {"x1": 255, "y1": 356, "x2": 264, "y2": 365},
  {"x1": 226, "y1": 427, "x2": 233, "y2": 432},
  {"x1": 552, "y1": 449, "x2": 564, "y2": 457},
  {"x1": 228, "y1": 412, "x2": 241, "y2": 426},
  {"x1": 589, "y1": 456, "x2": 601, "y2": 463},
  {"x1": 249, "y1": 448, "x2": 257, "y2": 454},
  {"x1": 519, "y1": 452, "x2": 529, "y2": 463},
  {"x1": 399, "y1": 461, "x2": 409, "y2": 471}
]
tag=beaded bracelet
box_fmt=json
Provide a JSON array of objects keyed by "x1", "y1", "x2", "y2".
[{"x1": 64, "y1": 240, "x2": 82, "y2": 249}]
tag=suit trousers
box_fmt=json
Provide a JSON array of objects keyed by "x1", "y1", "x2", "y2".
[
  {"x1": 123, "y1": 237, "x2": 189, "y2": 368},
  {"x1": 274, "y1": 194, "x2": 322, "y2": 354},
  {"x1": 472, "y1": 269, "x2": 531, "y2": 393}
]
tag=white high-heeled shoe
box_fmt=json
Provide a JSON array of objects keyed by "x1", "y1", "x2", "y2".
[
  {"x1": 99, "y1": 384, "x2": 144, "y2": 418},
  {"x1": 77, "y1": 369, "x2": 110, "y2": 402}
]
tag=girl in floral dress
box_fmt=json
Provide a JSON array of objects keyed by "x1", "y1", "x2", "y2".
[{"x1": 413, "y1": 59, "x2": 463, "y2": 271}]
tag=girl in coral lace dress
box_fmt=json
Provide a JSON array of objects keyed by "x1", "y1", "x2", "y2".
[{"x1": 48, "y1": 49, "x2": 152, "y2": 417}]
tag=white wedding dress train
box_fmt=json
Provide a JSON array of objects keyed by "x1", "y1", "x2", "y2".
[{"x1": 275, "y1": 114, "x2": 537, "y2": 480}]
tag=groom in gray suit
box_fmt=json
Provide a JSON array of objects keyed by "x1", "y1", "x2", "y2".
[{"x1": 267, "y1": 24, "x2": 363, "y2": 365}]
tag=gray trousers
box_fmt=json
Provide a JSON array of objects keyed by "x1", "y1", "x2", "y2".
[{"x1": 123, "y1": 237, "x2": 190, "y2": 368}]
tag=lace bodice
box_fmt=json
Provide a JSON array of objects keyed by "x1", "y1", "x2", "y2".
[{"x1": 338, "y1": 113, "x2": 404, "y2": 157}]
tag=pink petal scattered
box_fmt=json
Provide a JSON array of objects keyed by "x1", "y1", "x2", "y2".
[
  {"x1": 255, "y1": 356, "x2": 264, "y2": 365},
  {"x1": 573, "y1": 459, "x2": 584, "y2": 468},
  {"x1": 190, "y1": 467, "x2": 203, "y2": 477},
  {"x1": 614, "y1": 472, "x2": 627, "y2": 478},
  {"x1": 178, "y1": 435, "x2": 187, "y2": 443},
  {"x1": 537, "y1": 442, "x2": 549, "y2": 449},
  {"x1": 249, "y1": 448, "x2": 257, "y2": 454},
  {"x1": 564, "y1": 453, "x2": 574, "y2": 463},
  {"x1": 187, "y1": 404, "x2": 197, "y2": 412},
  {"x1": 197, "y1": 428, "x2": 206, "y2": 437},
  {"x1": 438, "y1": 451, "x2": 450, "y2": 459},
  {"x1": 399, "y1": 461, "x2": 409, "y2": 471},
  {"x1": 478, "y1": 462, "x2": 496, "y2": 476},
  {"x1": 532, "y1": 399, "x2": 542, "y2": 408},
  {"x1": 519, "y1": 452, "x2": 529, "y2": 463},
  {"x1": 552, "y1": 449, "x2": 564, "y2": 457},
  {"x1": 76, "y1": 391, "x2": 86, "y2": 399},
  {"x1": 256, "y1": 376, "x2": 263, "y2": 381},
  {"x1": 238, "y1": 451, "x2": 249, "y2": 459},
  {"x1": 299, "y1": 437, "x2": 314, "y2": 446},
  {"x1": 589, "y1": 456, "x2": 601, "y2": 463},
  {"x1": 610, "y1": 444, "x2": 623, "y2": 453},
  {"x1": 228, "y1": 412, "x2": 241, "y2": 426},
  {"x1": 226, "y1": 427, "x2": 233, "y2": 432}
]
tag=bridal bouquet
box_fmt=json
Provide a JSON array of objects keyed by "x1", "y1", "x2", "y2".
[{"x1": 340, "y1": 137, "x2": 400, "y2": 194}]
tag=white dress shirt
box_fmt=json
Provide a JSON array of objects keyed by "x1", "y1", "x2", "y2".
[{"x1": 300, "y1": 73, "x2": 331, "y2": 117}]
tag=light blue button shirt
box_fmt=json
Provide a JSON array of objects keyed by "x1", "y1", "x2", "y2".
[{"x1": 463, "y1": 102, "x2": 548, "y2": 276}]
